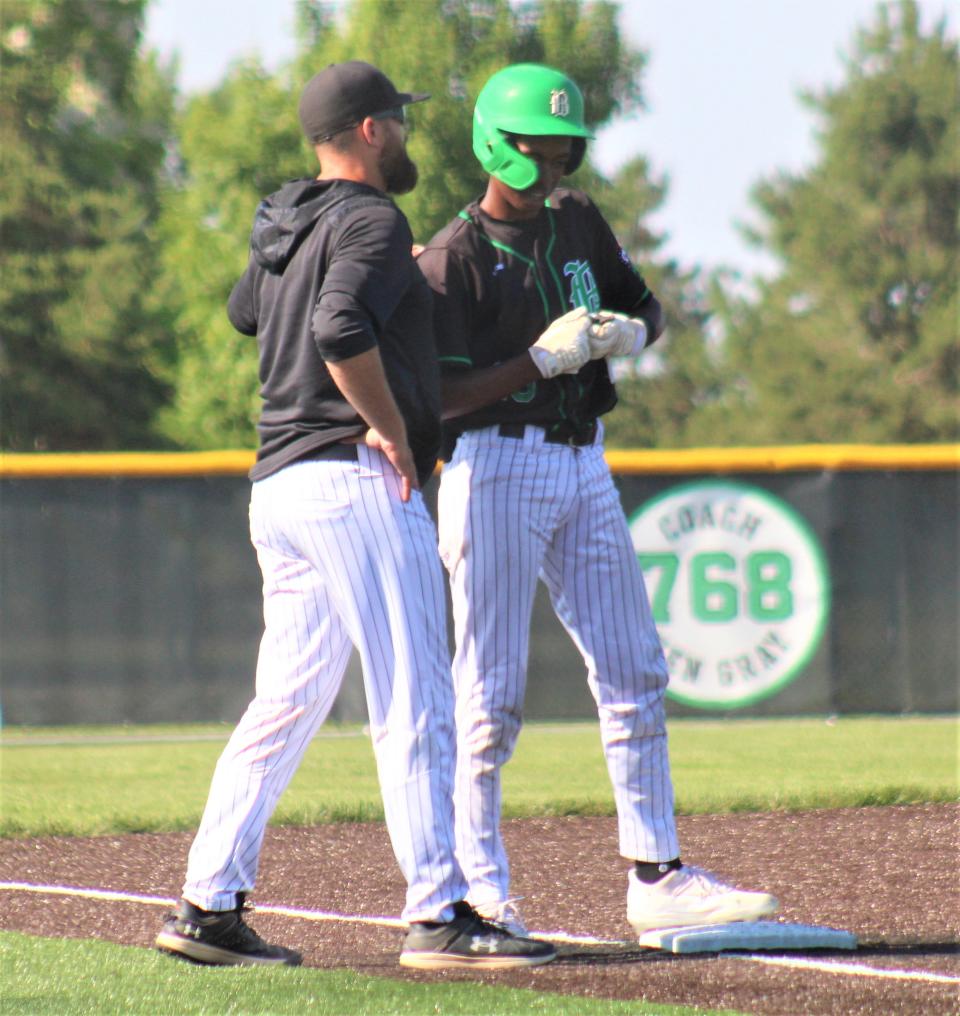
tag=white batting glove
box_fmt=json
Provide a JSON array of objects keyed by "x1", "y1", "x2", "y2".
[
  {"x1": 587, "y1": 312, "x2": 649, "y2": 359},
  {"x1": 528, "y1": 307, "x2": 592, "y2": 379}
]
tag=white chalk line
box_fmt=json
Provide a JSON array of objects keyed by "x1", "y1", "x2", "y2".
[
  {"x1": 0, "y1": 881, "x2": 405, "y2": 930},
  {"x1": 732, "y1": 952, "x2": 960, "y2": 984},
  {"x1": 1, "y1": 880, "x2": 956, "y2": 984},
  {"x1": 0, "y1": 881, "x2": 609, "y2": 945}
]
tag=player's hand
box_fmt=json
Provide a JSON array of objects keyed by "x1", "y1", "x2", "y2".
[
  {"x1": 586, "y1": 311, "x2": 648, "y2": 359},
  {"x1": 528, "y1": 307, "x2": 592, "y2": 379},
  {"x1": 364, "y1": 428, "x2": 419, "y2": 502}
]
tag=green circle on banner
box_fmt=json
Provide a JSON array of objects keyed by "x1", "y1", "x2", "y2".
[{"x1": 628, "y1": 480, "x2": 830, "y2": 709}]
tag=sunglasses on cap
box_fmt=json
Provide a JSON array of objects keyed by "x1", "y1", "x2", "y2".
[
  {"x1": 315, "y1": 106, "x2": 406, "y2": 143},
  {"x1": 370, "y1": 106, "x2": 406, "y2": 124}
]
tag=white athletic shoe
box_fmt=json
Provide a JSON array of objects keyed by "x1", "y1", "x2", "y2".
[
  {"x1": 627, "y1": 865, "x2": 779, "y2": 935},
  {"x1": 472, "y1": 899, "x2": 530, "y2": 938}
]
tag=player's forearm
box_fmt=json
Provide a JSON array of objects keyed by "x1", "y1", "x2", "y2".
[
  {"x1": 326, "y1": 347, "x2": 407, "y2": 443},
  {"x1": 441, "y1": 354, "x2": 541, "y2": 420}
]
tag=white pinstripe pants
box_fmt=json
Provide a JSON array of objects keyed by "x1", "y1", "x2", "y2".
[
  {"x1": 438, "y1": 425, "x2": 679, "y2": 906},
  {"x1": 182, "y1": 448, "x2": 467, "y2": 923}
]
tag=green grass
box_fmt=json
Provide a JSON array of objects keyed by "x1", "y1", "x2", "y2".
[
  {"x1": 1, "y1": 717, "x2": 956, "y2": 838},
  {"x1": 0, "y1": 932, "x2": 740, "y2": 1016},
  {"x1": 0, "y1": 718, "x2": 955, "y2": 1016}
]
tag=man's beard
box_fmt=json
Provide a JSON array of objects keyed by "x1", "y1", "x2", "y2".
[{"x1": 381, "y1": 140, "x2": 418, "y2": 195}]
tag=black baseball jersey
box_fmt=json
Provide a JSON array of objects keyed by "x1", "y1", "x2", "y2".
[
  {"x1": 417, "y1": 187, "x2": 660, "y2": 452},
  {"x1": 228, "y1": 177, "x2": 441, "y2": 485}
]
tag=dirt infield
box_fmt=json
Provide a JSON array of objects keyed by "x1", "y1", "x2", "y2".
[{"x1": 1, "y1": 804, "x2": 957, "y2": 1015}]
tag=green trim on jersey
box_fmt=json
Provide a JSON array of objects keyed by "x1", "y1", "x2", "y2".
[
  {"x1": 457, "y1": 209, "x2": 552, "y2": 320},
  {"x1": 543, "y1": 211, "x2": 569, "y2": 309}
]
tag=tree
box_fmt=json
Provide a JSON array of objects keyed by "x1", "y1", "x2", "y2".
[
  {"x1": 295, "y1": 0, "x2": 645, "y2": 242},
  {"x1": 0, "y1": 0, "x2": 177, "y2": 450},
  {"x1": 592, "y1": 157, "x2": 724, "y2": 448},
  {"x1": 711, "y1": 0, "x2": 958, "y2": 444},
  {"x1": 157, "y1": 0, "x2": 653, "y2": 447},
  {"x1": 153, "y1": 61, "x2": 309, "y2": 448}
]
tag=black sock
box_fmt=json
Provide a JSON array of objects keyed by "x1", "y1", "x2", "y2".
[{"x1": 634, "y1": 858, "x2": 682, "y2": 884}]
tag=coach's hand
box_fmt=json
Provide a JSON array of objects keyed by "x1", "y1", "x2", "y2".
[
  {"x1": 528, "y1": 307, "x2": 592, "y2": 379},
  {"x1": 587, "y1": 311, "x2": 648, "y2": 359},
  {"x1": 364, "y1": 428, "x2": 419, "y2": 502}
]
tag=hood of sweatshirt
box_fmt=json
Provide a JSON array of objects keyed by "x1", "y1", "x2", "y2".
[{"x1": 249, "y1": 177, "x2": 386, "y2": 275}]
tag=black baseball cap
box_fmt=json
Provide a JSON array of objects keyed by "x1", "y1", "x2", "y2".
[{"x1": 298, "y1": 61, "x2": 430, "y2": 142}]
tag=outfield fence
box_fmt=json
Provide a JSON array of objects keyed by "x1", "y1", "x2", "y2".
[{"x1": 1, "y1": 445, "x2": 957, "y2": 725}]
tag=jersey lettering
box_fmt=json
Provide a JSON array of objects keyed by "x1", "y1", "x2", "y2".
[{"x1": 563, "y1": 259, "x2": 601, "y2": 312}]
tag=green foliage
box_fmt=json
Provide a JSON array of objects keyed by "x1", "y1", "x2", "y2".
[
  {"x1": 592, "y1": 158, "x2": 724, "y2": 449},
  {"x1": 1, "y1": 931, "x2": 720, "y2": 1016},
  {"x1": 155, "y1": 0, "x2": 651, "y2": 447},
  {"x1": 712, "y1": 0, "x2": 959, "y2": 444},
  {"x1": 10, "y1": 1, "x2": 955, "y2": 450},
  {"x1": 2, "y1": 718, "x2": 955, "y2": 838},
  {"x1": 0, "y1": 0, "x2": 177, "y2": 450},
  {"x1": 154, "y1": 62, "x2": 308, "y2": 448},
  {"x1": 295, "y1": 0, "x2": 645, "y2": 241}
]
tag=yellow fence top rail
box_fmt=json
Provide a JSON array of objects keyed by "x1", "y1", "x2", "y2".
[
  {"x1": 0, "y1": 444, "x2": 957, "y2": 478},
  {"x1": 604, "y1": 444, "x2": 960, "y2": 474},
  {"x1": 0, "y1": 450, "x2": 257, "y2": 477}
]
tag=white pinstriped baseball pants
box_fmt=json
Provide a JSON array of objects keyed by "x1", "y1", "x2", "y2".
[
  {"x1": 438, "y1": 425, "x2": 680, "y2": 907},
  {"x1": 182, "y1": 448, "x2": 468, "y2": 923}
]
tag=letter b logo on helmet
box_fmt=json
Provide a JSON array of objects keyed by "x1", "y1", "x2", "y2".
[
  {"x1": 473, "y1": 64, "x2": 594, "y2": 191},
  {"x1": 550, "y1": 89, "x2": 570, "y2": 117}
]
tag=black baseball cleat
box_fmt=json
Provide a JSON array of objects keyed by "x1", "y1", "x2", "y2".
[
  {"x1": 155, "y1": 895, "x2": 302, "y2": 966},
  {"x1": 399, "y1": 901, "x2": 556, "y2": 969}
]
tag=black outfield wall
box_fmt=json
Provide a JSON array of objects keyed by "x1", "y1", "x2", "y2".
[{"x1": 1, "y1": 446, "x2": 956, "y2": 725}]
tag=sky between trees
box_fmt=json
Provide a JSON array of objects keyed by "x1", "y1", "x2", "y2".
[{"x1": 1, "y1": 0, "x2": 956, "y2": 452}]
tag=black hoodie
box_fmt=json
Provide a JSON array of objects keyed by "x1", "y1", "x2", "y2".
[{"x1": 228, "y1": 177, "x2": 441, "y2": 485}]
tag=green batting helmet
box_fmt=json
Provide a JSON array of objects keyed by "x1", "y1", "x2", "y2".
[{"x1": 473, "y1": 63, "x2": 594, "y2": 191}]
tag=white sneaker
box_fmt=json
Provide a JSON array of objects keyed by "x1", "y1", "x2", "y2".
[
  {"x1": 627, "y1": 865, "x2": 778, "y2": 935},
  {"x1": 472, "y1": 899, "x2": 530, "y2": 938}
]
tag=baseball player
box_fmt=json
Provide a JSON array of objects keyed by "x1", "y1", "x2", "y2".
[
  {"x1": 416, "y1": 63, "x2": 779, "y2": 939},
  {"x1": 155, "y1": 61, "x2": 554, "y2": 971}
]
